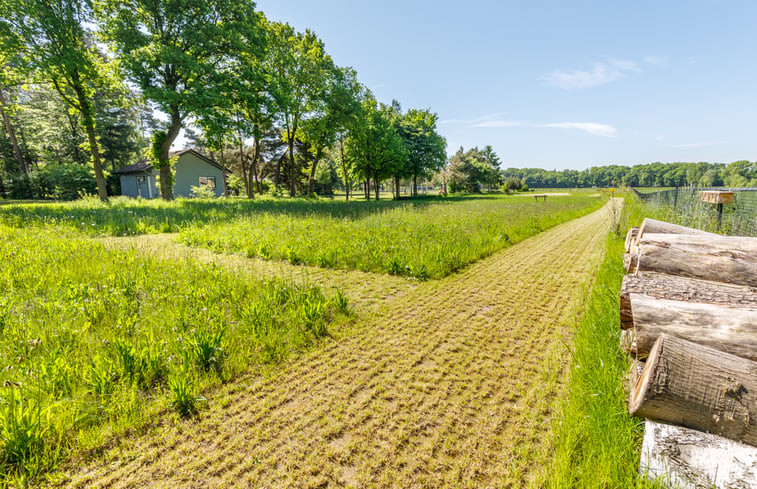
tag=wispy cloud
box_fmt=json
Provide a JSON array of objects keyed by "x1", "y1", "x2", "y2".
[
  {"x1": 544, "y1": 122, "x2": 618, "y2": 137},
  {"x1": 471, "y1": 120, "x2": 617, "y2": 137},
  {"x1": 543, "y1": 56, "x2": 665, "y2": 89}
]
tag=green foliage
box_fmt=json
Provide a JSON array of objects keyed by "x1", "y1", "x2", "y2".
[
  {"x1": 189, "y1": 184, "x2": 216, "y2": 199},
  {"x1": 181, "y1": 195, "x2": 603, "y2": 279},
  {"x1": 501, "y1": 160, "x2": 757, "y2": 188},
  {"x1": 167, "y1": 376, "x2": 202, "y2": 418},
  {"x1": 36, "y1": 164, "x2": 98, "y2": 200},
  {"x1": 446, "y1": 146, "x2": 501, "y2": 193}
]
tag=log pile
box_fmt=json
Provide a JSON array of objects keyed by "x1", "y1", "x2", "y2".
[{"x1": 620, "y1": 218, "x2": 757, "y2": 488}]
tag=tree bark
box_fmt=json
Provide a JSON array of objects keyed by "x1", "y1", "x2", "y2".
[
  {"x1": 339, "y1": 139, "x2": 349, "y2": 201},
  {"x1": 364, "y1": 179, "x2": 370, "y2": 200},
  {"x1": 287, "y1": 125, "x2": 296, "y2": 197},
  {"x1": 640, "y1": 420, "x2": 757, "y2": 489},
  {"x1": 629, "y1": 334, "x2": 757, "y2": 447},
  {"x1": 624, "y1": 227, "x2": 639, "y2": 253},
  {"x1": 637, "y1": 218, "x2": 716, "y2": 244},
  {"x1": 307, "y1": 147, "x2": 322, "y2": 195},
  {"x1": 72, "y1": 83, "x2": 108, "y2": 201},
  {"x1": 629, "y1": 294, "x2": 757, "y2": 361},
  {"x1": 238, "y1": 131, "x2": 251, "y2": 198},
  {"x1": 636, "y1": 234, "x2": 757, "y2": 287},
  {"x1": 0, "y1": 89, "x2": 27, "y2": 174},
  {"x1": 157, "y1": 108, "x2": 182, "y2": 200},
  {"x1": 620, "y1": 272, "x2": 757, "y2": 330},
  {"x1": 374, "y1": 175, "x2": 380, "y2": 200},
  {"x1": 413, "y1": 174, "x2": 418, "y2": 197}
]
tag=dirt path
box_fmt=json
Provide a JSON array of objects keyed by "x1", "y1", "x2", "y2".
[{"x1": 56, "y1": 202, "x2": 617, "y2": 489}]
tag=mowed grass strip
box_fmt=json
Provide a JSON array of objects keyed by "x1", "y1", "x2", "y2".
[
  {"x1": 180, "y1": 195, "x2": 603, "y2": 279},
  {"x1": 0, "y1": 225, "x2": 349, "y2": 486}
]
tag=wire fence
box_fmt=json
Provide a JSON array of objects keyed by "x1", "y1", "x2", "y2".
[{"x1": 632, "y1": 187, "x2": 757, "y2": 236}]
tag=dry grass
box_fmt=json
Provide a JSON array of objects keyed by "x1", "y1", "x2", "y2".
[{"x1": 45, "y1": 203, "x2": 616, "y2": 489}]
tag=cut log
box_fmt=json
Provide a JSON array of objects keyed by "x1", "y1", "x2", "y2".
[
  {"x1": 623, "y1": 253, "x2": 638, "y2": 274},
  {"x1": 629, "y1": 294, "x2": 757, "y2": 361},
  {"x1": 629, "y1": 334, "x2": 757, "y2": 447},
  {"x1": 636, "y1": 233, "x2": 757, "y2": 287},
  {"x1": 619, "y1": 273, "x2": 757, "y2": 330},
  {"x1": 624, "y1": 227, "x2": 639, "y2": 253},
  {"x1": 637, "y1": 218, "x2": 716, "y2": 242},
  {"x1": 640, "y1": 420, "x2": 757, "y2": 489}
]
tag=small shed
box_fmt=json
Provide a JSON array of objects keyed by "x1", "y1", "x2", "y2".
[{"x1": 113, "y1": 149, "x2": 229, "y2": 198}]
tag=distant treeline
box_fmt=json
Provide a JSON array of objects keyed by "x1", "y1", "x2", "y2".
[{"x1": 501, "y1": 161, "x2": 757, "y2": 189}]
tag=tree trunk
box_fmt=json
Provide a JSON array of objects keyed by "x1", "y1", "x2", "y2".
[
  {"x1": 72, "y1": 83, "x2": 108, "y2": 201},
  {"x1": 635, "y1": 233, "x2": 757, "y2": 287},
  {"x1": 0, "y1": 89, "x2": 27, "y2": 174},
  {"x1": 251, "y1": 137, "x2": 260, "y2": 197},
  {"x1": 274, "y1": 150, "x2": 284, "y2": 192},
  {"x1": 238, "y1": 132, "x2": 251, "y2": 198},
  {"x1": 629, "y1": 294, "x2": 757, "y2": 361},
  {"x1": 637, "y1": 218, "x2": 716, "y2": 244},
  {"x1": 339, "y1": 140, "x2": 349, "y2": 201},
  {"x1": 288, "y1": 127, "x2": 296, "y2": 197},
  {"x1": 620, "y1": 272, "x2": 757, "y2": 330},
  {"x1": 364, "y1": 179, "x2": 370, "y2": 200},
  {"x1": 307, "y1": 147, "x2": 321, "y2": 196},
  {"x1": 629, "y1": 334, "x2": 757, "y2": 447},
  {"x1": 393, "y1": 175, "x2": 400, "y2": 200},
  {"x1": 157, "y1": 109, "x2": 182, "y2": 200},
  {"x1": 640, "y1": 420, "x2": 757, "y2": 488},
  {"x1": 374, "y1": 175, "x2": 380, "y2": 200},
  {"x1": 413, "y1": 174, "x2": 418, "y2": 197}
]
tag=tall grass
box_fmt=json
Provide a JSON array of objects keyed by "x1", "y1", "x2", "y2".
[
  {"x1": 0, "y1": 224, "x2": 349, "y2": 484},
  {"x1": 180, "y1": 195, "x2": 604, "y2": 279},
  {"x1": 544, "y1": 198, "x2": 660, "y2": 487}
]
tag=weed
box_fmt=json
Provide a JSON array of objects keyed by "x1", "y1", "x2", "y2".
[
  {"x1": 168, "y1": 376, "x2": 203, "y2": 418},
  {"x1": 190, "y1": 328, "x2": 226, "y2": 376}
]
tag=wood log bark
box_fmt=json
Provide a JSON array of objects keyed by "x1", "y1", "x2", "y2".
[
  {"x1": 629, "y1": 294, "x2": 757, "y2": 361},
  {"x1": 623, "y1": 253, "x2": 638, "y2": 274},
  {"x1": 624, "y1": 227, "x2": 639, "y2": 253},
  {"x1": 637, "y1": 218, "x2": 717, "y2": 243},
  {"x1": 640, "y1": 420, "x2": 757, "y2": 489},
  {"x1": 629, "y1": 334, "x2": 757, "y2": 447},
  {"x1": 636, "y1": 233, "x2": 757, "y2": 287},
  {"x1": 620, "y1": 273, "x2": 757, "y2": 330}
]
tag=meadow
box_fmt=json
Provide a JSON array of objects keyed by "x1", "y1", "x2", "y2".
[
  {"x1": 0, "y1": 224, "x2": 350, "y2": 485},
  {"x1": 0, "y1": 192, "x2": 605, "y2": 485},
  {"x1": 179, "y1": 195, "x2": 603, "y2": 279}
]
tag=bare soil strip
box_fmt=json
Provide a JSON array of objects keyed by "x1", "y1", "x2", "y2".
[{"x1": 55, "y1": 203, "x2": 615, "y2": 488}]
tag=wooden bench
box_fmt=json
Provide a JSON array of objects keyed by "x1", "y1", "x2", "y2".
[{"x1": 532, "y1": 194, "x2": 547, "y2": 202}]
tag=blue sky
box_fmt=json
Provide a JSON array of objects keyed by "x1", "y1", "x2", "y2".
[{"x1": 253, "y1": 0, "x2": 757, "y2": 170}]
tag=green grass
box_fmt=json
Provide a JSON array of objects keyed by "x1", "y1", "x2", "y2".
[
  {"x1": 545, "y1": 198, "x2": 664, "y2": 488},
  {"x1": 179, "y1": 194, "x2": 604, "y2": 279},
  {"x1": 0, "y1": 195, "x2": 432, "y2": 236},
  {"x1": 0, "y1": 224, "x2": 350, "y2": 485}
]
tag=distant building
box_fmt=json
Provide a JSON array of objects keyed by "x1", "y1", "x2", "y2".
[{"x1": 113, "y1": 149, "x2": 229, "y2": 198}]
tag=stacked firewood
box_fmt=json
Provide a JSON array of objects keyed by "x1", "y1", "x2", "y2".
[{"x1": 620, "y1": 218, "x2": 757, "y2": 488}]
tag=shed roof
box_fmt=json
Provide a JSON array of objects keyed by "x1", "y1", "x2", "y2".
[{"x1": 112, "y1": 149, "x2": 230, "y2": 174}]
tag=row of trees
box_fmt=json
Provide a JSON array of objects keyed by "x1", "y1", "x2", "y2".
[
  {"x1": 500, "y1": 161, "x2": 757, "y2": 189},
  {"x1": 1, "y1": 0, "x2": 447, "y2": 201}
]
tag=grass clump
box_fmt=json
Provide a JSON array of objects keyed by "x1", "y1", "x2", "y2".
[
  {"x1": 0, "y1": 224, "x2": 349, "y2": 484},
  {"x1": 180, "y1": 194, "x2": 603, "y2": 279}
]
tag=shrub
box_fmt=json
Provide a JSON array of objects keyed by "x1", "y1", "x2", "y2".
[{"x1": 36, "y1": 164, "x2": 97, "y2": 200}]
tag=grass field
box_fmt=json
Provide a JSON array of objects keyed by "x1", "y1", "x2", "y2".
[
  {"x1": 0, "y1": 192, "x2": 621, "y2": 487},
  {"x1": 44, "y1": 200, "x2": 617, "y2": 488},
  {"x1": 179, "y1": 195, "x2": 603, "y2": 279}
]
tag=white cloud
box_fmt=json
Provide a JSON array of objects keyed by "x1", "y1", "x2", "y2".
[
  {"x1": 471, "y1": 120, "x2": 617, "y2": 137},
  {"x1": 543, "y1": 57, "x2": 663, "y2": 89},
  {"x1": 543, "y1": 63, "x2": 626, "y2": 89},
  {"x1": 544, "y1": 122, "x2": 618, "y2": 137}
]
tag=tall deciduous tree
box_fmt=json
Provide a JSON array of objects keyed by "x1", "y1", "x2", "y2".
[
  {"x1": 399, "y1": 108, "x2": 446, "y2": 197},
  {"x1": 96, "y1": 0, "x2": 264, "y2": 200},
  {"x1": 4, "y1": 0, "x2": 113, "y2": 200},
  {"x1": 266, "y1": 22, "x2": 333, "y2": 197}
]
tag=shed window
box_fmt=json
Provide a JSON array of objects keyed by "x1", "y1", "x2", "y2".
[{"x1": 199, "y1": 176, "x2": 216, "y2": 189}]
